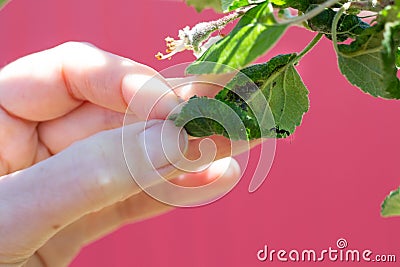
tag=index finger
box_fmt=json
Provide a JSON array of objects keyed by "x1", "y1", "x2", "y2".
[{"x1": 0, "y1": 42, "x2": 180, "y2": 121}]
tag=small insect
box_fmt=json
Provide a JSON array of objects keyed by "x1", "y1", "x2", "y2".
[{"x1": 270, "y1": 127, "x2": 290, "y2": 138}]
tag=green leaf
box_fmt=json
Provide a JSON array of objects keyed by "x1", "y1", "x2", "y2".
[
  {"x1": 381, "y1": 187, "x2": 400, "y2": 217},
  {"x1": 187, "y1": 3, "x2": 288, "y2": 74},
  {"x1": 386, "y1": 11, "x2": 400, "y2": 74},
  {"x1": 380, "y1": 4, "x2": 400, "y2": 22},
  {"x1": 337, "y1": 23, "x2": 400, "y2": 99},
  {"x1": 184, "y1": 0, "x2": 222, "y2": 12},
  {"x1": 0, "y1": 0, "x2": 9, "y2": 9},
  {"x1": 270, "y1": 0, "x2": 310, "y2": 12},
  {"x1": 381, "y1": 22, "x2": 400, "y2": 97},
  {"x1": 169, "y1": 96, "x2": 248, "y2": 140},
  {"x1": 221, "y1": 0, "x2": 267, "y2": 12},
  {"x1": 172, "y1": 54, "x2": 310, "y2": 140},
  {"x1": 307, "y1": 6, "x2": 370, "y2": 42},
  {"x1": 221, "y1": 0, "x2": 309, "y2": 13}
]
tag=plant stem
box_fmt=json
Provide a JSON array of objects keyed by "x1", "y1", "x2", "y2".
[
  {"x1": 279, "y1": 0, "x2": 340, "y2": 25},
  {"x1": 331, "y1": 4, "x2": 348, "y2": 54},
  {"x1": 189, "y1": 6, "x2": 251, "y2": 50},
  {"x1": 294, "y1": 33, "x2": 324, "y2": 63}
]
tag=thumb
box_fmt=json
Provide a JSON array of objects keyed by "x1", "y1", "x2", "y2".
[{"x1": 0, "y1": 120, "x2": 187, "y2": 264}]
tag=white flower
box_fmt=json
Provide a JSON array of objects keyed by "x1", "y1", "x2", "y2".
[
  {"x1": 155, "y1": 9, "x2": 246, "y2": 60},
  {"x1": 155, "y1": 26, "x2": 225, "y2": 60},
  {"x1": 155, "y1": 27, "x2": 193, "y2": 60}
]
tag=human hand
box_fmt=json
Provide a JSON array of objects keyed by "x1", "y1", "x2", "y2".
[{"x1": 0, "y1": 42, "x2": 242, "y2": 267}]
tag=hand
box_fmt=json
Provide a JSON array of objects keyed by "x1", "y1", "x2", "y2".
[{"x1": 0, "y1": 42, "x2": 242, "y2": 267}]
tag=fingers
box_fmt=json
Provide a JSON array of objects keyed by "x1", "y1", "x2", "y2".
[
  {"x1": 0, "y1": 120, "x2": 187, "y2": 264},
  {"x1": 167, "y1": 73, "x2": 236, "y2": 99},
  {"x1": 0, "y1": 42, "x2": 180, "y2": 122},
  {"x1": 37, "y1": 102, "x2": 138, "y2": 154},
  {"x1": 32, "y1": 158, "x2": 240, "y2": 267},
  {"x1": 166, "y1": 73, "x2": 261, "y2": 166},
  {"x1": 0, "y1": 107, "x2": 38, "y2": 175},
  {"x1": 35, "y1": 73, "x2": 238, "y2": 156},
  {"x1": 156, "y1": 157, "x2": 241, "y2": 206},
  {"x1": 162, "y1": 135, "x2": 261, "y2": 182},
  {"x1": 0, "y1": 42, "x2": 180, "y2": 174}
]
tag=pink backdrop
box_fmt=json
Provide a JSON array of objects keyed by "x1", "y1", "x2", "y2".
[{"x1": 1, "y1": 0, "x2": 400, "y2": 266}]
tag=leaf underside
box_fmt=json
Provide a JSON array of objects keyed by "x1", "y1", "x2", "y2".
[
  {"x1": 381, "y1": 187, "x2": 400, "y2": 217},
  {"x1": 337, "y1": 7, "x2": 400, "y2": 99},
  {"x1": 172, "y1": 54, "x2": 309, "y2": 140},
  {"x1": 221, "y1": 0, "x2": 267, "y2": 12}
]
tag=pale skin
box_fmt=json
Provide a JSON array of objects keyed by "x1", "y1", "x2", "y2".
[{"x1": 0, "y1": 42, "x2": 252, "y2": 267}]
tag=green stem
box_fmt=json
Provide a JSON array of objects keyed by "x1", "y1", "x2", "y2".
[
  {"x1": 294, "y1": 33, "x2": 324, "y2": 63},
  {"x1": 332, "y1": 4, "x2": 347, "y2": 54},
  {"x1": 339, "y1": 46, "x2": 383, "y2": 58},
  {"x1": 279, "y1": 0, "x2": 340, "y2": 25}
]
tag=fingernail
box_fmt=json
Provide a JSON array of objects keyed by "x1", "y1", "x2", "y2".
[
  {"x1": 206, "y1": 157, "x2": 233, "y2": 181},
  {"x1": 139, "y1": 121, "x2": 188, "y2": 170},
  {"x1": 124, "y1": 74, "x2": 181, "y2": 119}
]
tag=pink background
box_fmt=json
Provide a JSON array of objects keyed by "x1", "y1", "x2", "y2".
[{"x1": 1, "y1": 0, "x2": 400, "y2": 266}]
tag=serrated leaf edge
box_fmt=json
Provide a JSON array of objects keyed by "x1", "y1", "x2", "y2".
[{"x1": 381, "y1": 186, "x2": 400, "y2": 217}]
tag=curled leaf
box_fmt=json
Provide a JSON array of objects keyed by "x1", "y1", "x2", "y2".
[{"x1": 171, "y1": 54, "x2": 310, "y2": 140}]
